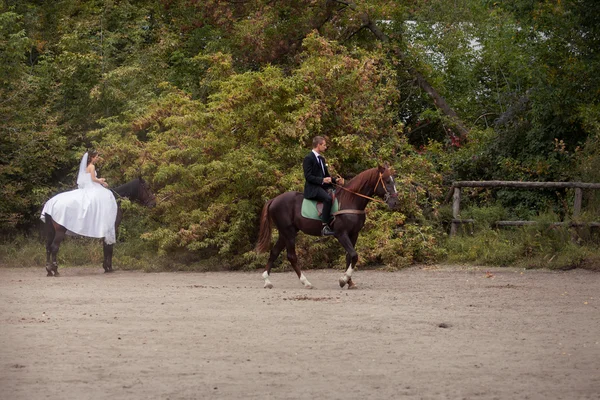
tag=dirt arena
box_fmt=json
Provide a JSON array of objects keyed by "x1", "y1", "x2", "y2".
[{"x1": 1, "y1": 265, "x2": 599, "y2": 399}]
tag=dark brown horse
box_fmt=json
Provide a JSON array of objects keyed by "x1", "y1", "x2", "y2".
[
  {"x1": 43, "y1": 178, "x2": 156, "y2": 276},
  {"x1": 256, "y1": 165, "x2": 399, "y2": 289}
]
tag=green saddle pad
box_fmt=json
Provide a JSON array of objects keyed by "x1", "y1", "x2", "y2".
[{"x1": 301, "y1": 198, "x2": 340, "y2": 221}]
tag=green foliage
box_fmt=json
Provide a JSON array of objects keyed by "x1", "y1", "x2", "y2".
[
  {"x1": 445, "y1": 208, "x2": 600, "y2": 270},
  {"x1": 576, "y1": 103, "x2": 600, "y2": 214},
  {"x1": 97, "y1": 33, "x2": 441, "y2": 268},
  {"x1": 0, "y1": 235, "x2": 46, "y2": 267},
  {"x1": 0, "y1": 235, "x2": 105, "y2": 267},
  {"x1": 356, "y1": 209, "x2": 445, "y2": 270},
  {"x1": 462, "y1": 205, "x2": 507, "y2": 230},
  {"x1": 0, "y1": 9, "x2": 30, "y2": 86},
  {"x1": 2, "y1": 1, "x2": 598, "y2": 272},
  {"x1": 0, "y1": 8, "x2": 73, "y2": 230},
  {"x1": 403, "y1": 0, "x2": 599, "y2": 198}
]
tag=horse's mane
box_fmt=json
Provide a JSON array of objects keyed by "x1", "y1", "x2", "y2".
[{"x1": 336, "y1": 167, "x2": 380, "y2": 206}]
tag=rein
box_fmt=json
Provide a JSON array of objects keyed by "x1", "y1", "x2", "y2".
[
  {"x1": 110, "y1": 189, "x2": 123, "y2": 200},
  {"x1": 333, "y1": 172, "x2": 391, "y2": 205},
  {"x1": 109, "y1": 189, "x2": 123, "y2": 207}
]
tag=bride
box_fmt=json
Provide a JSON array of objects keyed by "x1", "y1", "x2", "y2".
[{"x1": 41, "y1": 150, "x2": 119, "y2": 244}]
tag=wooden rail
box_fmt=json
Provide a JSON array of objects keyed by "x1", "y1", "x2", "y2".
[{"x1": 447, "y1": 181, "x2": 600, "y2": 236}]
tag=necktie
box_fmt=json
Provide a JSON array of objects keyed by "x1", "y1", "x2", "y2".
[{"x1": 318, "y1": 156, "x2": 325, "y2": 174}]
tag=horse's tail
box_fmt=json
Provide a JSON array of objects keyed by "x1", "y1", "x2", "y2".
[
  {"x1": 256, "y1": 199, "x2": 274, "y2": 253},
  {"x1": 43, "y1": 213, "x2": 54, "y2": 233}
]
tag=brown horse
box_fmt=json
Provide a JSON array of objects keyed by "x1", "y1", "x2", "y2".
[
  {"x1": 43, "y1": 178, "x2": 156, "y2": 276},
  {"x1": 256, "y1": 165, "x2": 399, "y2": 289}
]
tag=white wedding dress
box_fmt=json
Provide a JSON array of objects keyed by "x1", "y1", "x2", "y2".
[{"x1": 41, "y1": 153, "x2": 118, "y2": 244}]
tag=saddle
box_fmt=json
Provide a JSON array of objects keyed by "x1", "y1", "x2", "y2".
[{"x1": 301, "y1": 193, "x2": 340, "y2": 221}]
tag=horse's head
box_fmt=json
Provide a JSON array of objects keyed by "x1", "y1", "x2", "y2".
[
  {"x1": 375, "y1": 164, "x2": 399, "y2": 210},
  {"x1": 136, "y1": 177, "x2": 156, "y2": 208}
]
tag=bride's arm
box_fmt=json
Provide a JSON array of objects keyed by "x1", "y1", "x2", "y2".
[{"x1": 87, "y1": 165, "x2": 108, "y2": 187}]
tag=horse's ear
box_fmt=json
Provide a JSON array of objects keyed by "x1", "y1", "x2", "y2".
[
  {"x1": 383, "y1": 162, "x2": 395, "y2": 175},
  {"x1": 379, "y1": 162, "x2": 394, "y2": 177}
]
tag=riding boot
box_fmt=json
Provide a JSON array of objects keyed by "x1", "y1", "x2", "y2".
[{"x1": 322, "y1": 223, "x2": 335, "y2": 236}]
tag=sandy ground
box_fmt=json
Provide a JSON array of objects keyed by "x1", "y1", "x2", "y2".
[{"x1": 0, "y1": 265, "x2": 599, "y2": 400}]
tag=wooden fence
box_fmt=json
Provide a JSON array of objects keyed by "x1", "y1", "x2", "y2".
[{"x1": 447, "y1": 181, "x2": 600, "y2": 236}]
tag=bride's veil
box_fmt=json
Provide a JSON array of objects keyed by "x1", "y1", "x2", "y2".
[{"x1": 76, "y1": 152, "x2": 89, "y2": 189}]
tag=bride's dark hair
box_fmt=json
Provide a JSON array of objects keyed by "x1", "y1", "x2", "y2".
[{"x1": 87, "y1": 149, "x2": 99, "y2": 165}]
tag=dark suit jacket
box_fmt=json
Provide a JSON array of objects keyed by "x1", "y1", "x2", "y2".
[{"x1": 303, "y1": 152, "x2": 338, "y2": 199}]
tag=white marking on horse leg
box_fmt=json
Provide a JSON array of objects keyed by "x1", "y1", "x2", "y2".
[
  {"x1": 300, "y1": 273, "x2": 313, "y2": 289},
  {"x1": 339, "y1": 264, "x2": 354, "y2": 288},
  {"x1": 262, "y1": 270, "x2": 273, "y2": 289},
  {"x1": 345, "y1": 264, "x2": 354, "y2": 278}
]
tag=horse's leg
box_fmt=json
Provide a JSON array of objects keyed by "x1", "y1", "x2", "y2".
[
  {"x1": 283, "y1": 231, "x2": 313, "y2": 289},
  {"x1": 346, "y1": 232, "x2": 359, "y2": 289},
  {"x1": 103, "y1": 242, "x2": 114, "y2": 273},
  {"x1": 44, "y1": 216, "x2": 56, "y2": 276},
  {"x1": 262, "y1": 236, "x2": 286, "y2": 289},
  {"x1": 104, "y1": 214, "x2": 121, "y2": 273},
  {"x1": 337, "y1": 232, "x2": 359, "y2": 289},
  {"x1": 49, "y1": 224, "x2": 66, "y2": 277}
]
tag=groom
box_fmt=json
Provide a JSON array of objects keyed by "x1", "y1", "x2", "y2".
[{"x1": 303, "y1": 136, "x2": 344, "y2": 236}]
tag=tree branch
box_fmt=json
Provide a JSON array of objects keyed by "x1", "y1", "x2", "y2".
[{"x1": 332, "y1": 0, "x2": 470, "y2": 137}]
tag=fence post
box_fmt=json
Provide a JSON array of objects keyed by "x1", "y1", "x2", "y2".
[
  {"x1": 571, "y1": 187, "x2": 583, "y2": 243},
  {"x1": 450, "y1": 187, "x2": 461, "y2": 236},
  {"x1": 573, "y1": 188, "x2": 583, "y2": 217}
]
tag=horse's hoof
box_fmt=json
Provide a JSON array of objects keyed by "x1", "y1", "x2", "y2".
[
  {"x1": 339, "y1": 277, "x2": 348, "y2": 288},
  {"x1": 46, "y1": 272, "x2": 53, "y2": 277},
  {"x1": 264, "y1": 283, "x2": 273, "y2": 289},
  {"x1": 348, "y1": 283, "x2": 358, "y2": 290},
  {"x1": 104, "y1": 269, "x2": 114, "y2": 273},
  {"x1": 305, "y1": 284, "x2": 313, "y2": 289},
  {"x1": 53, "y1": 272, "x2": 59, "y2": 277}
]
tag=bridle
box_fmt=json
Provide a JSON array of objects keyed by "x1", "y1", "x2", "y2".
[
  {"x1": 375, "y1": 172, "x2": 398, "y2": 203},
  {"x1": 139, "y1": 182, "x2": 157, "y2": 207},
  {"x1": 334, "y1": 172, "x2": 397, "y2": 205}
]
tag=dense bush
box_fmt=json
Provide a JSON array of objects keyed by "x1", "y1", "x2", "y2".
[{"x1": 1, "y1": 1, "x2": 598, "y2": 271}]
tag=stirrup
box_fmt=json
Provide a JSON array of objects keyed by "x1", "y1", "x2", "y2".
[{"x1": 322, "y1": 224, "x2": 335, "y2": 236}]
